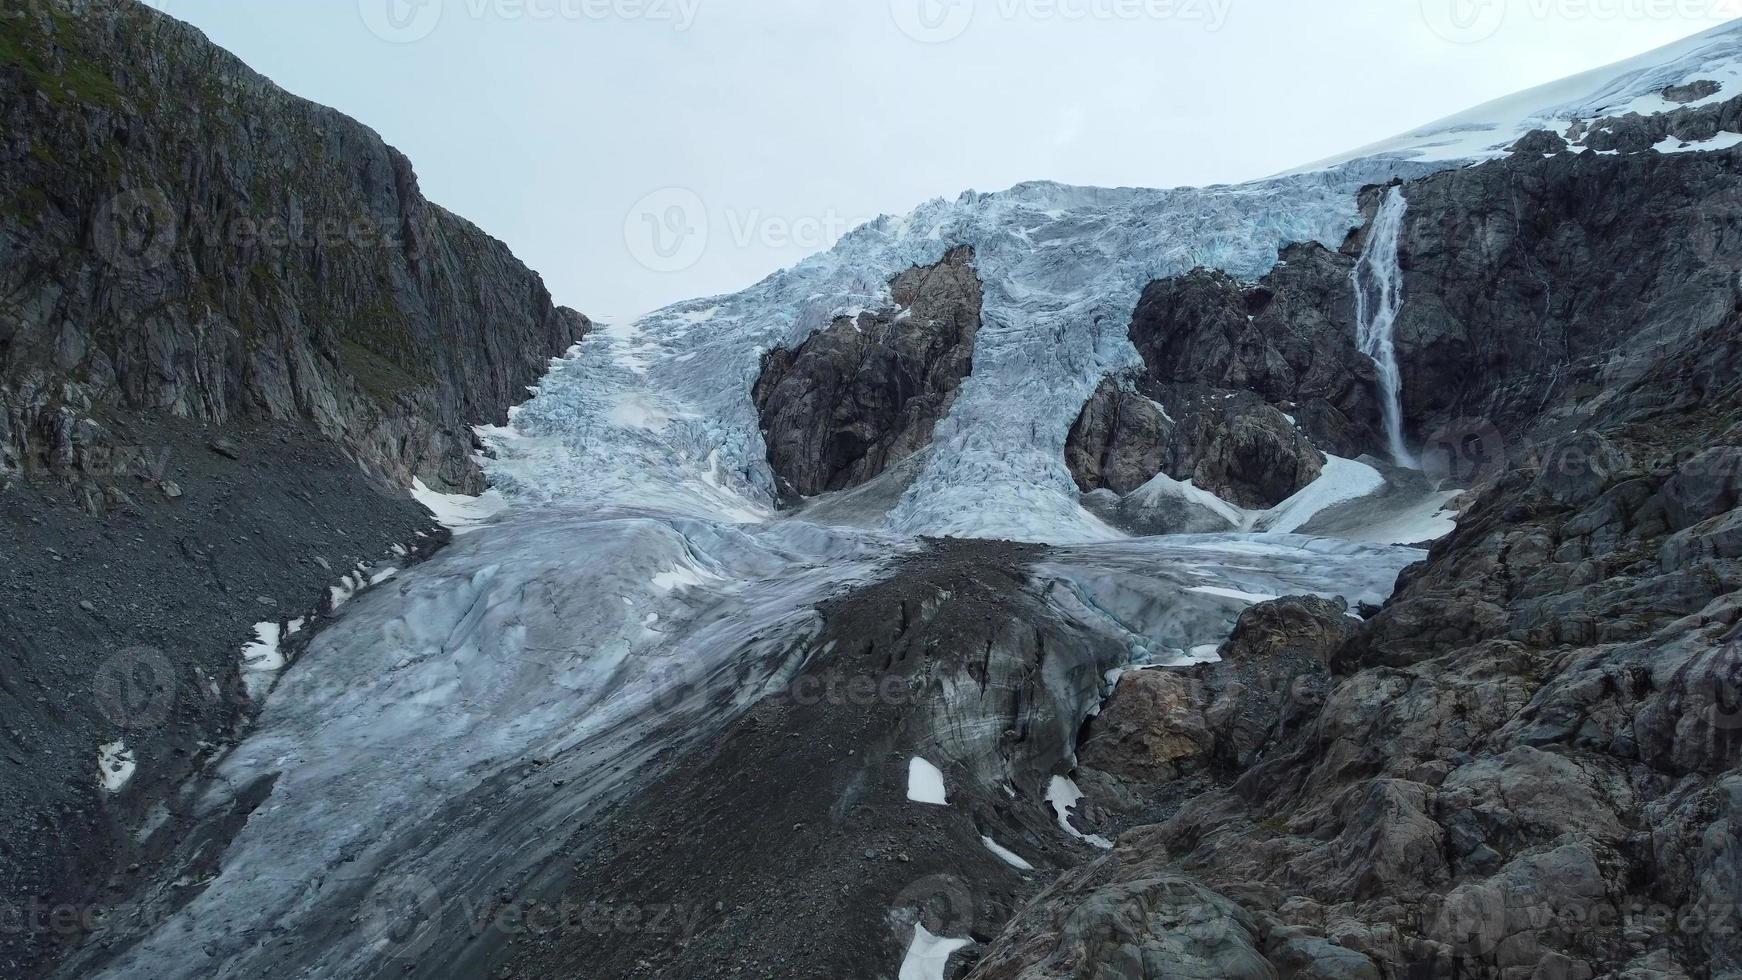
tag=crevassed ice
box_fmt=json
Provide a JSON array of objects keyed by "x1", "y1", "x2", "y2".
[
  {"x1": 486, "y1": 160, "x2": 1441, "y2": 544},
  {"x1": 485, "y1": 23, "x2": 1742, "y2": 545}
]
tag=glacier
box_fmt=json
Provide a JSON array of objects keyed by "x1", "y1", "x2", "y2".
[
  {"x1": 73, "y1": 19, "x2": 1742, "y2": 980},
  {"x1": 488, "y1": 18, "x2": 1742, "y2": 544}
]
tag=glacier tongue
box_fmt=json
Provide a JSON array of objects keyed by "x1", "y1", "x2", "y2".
[{"x1": 488, "y1": 164, "x2": 1446, "y2": 545}]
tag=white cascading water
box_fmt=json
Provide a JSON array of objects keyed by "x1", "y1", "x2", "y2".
[{"x1": 1352, "y1": 186, "x2": 1418, "y2": 469}]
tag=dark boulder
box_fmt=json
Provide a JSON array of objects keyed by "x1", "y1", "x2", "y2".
[
  {"x1": 1065, "y1": 377, "x2": 1172, "y2": 495},
  {"x1": 753, "y1": 245, "x2": 981, "y2": 498}
]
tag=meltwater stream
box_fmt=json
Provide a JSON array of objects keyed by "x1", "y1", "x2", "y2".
[{"x1": 1352, "y1": 186, "x2": 1418, "y2": 469}]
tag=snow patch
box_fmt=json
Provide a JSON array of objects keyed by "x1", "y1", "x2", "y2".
[
  {"x1": 1343, "y1": 492, "x2": 1461, "y2": 545},
  {"x1": 907, "y1": 757, "x2": 949, "y2": 806},
  {"x1": 899, "y1": 924, "x2": 972, "y2": 980},
  {"x1": 1653, "y1": 130, "x2": 1742, "y2": 153},
  {"x1": 411, "y1": 478, "x2": 508, "y2": 535},
  {"x1": 1255, "y1": 457, "x2": 1388, "y2": 535},
  {"x1": 98, "y1": 741, "x2": 136, "y2": 793},
  {"x1": 1046, "y1": 775, "x2": 1112, "y2": 849},
  {"x1": 1188, "y1": 585, "x2": 1281, "y2": 605},
  {"x1": 1126, "y1": 471, "x2": 1245, "y2": 529},
  {"x1": 980, "y1": 835, "x2": 1033, "y2": 871},
  {"x1": 239, "y1": 622, "x2": 285, "y2": 701}
]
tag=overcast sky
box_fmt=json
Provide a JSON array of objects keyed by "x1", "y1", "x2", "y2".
[{"x1": 154, "y1": 0, "x2": 1729, "y2": 321}]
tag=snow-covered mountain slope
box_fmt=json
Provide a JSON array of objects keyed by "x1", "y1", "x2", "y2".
[
  {"x1": 1298, "y1": 18, "x2": 1742, "y2": 170},
  {"x1": 486, "y1": 20, "x2": 1742, "y2": 546}
]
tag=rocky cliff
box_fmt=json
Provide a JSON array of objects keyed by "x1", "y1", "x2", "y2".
[
  {"x1": 753, "y1": 245, "x2": 981, "y2": 500},
  {"x1": 0, "y1": 0, "x2": 589, "y2": 498},
  {"x1": 0, "y1": 2, "x2": 586, "y2": 974},
  {"x1": 1065, "y1": 242, "x2": 1379, "y2": 514},
  {"x1": 967, "y1": 103, "x2": 1742, "y2": 980}
]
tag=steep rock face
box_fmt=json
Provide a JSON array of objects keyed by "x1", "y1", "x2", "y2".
[
  {"x1": 1067, "y1": 241, "x2": 1382, "y2": 512},
  {"x1": 1155, "y1": 387, "x2": 1326, "y2": 510},
  {"x1": 1387, "y1": 101, "x2": 1742, "y2": 453},
  {"x1": 753, "y1": 245, "x2": 981, "y2": 498},
  {"x1": 0, "y1": 4, "x2": 587, "y2": 975},
  {"x1": 1064, "y1": 377, "x2": 1170, "y2": 496},
  {"x1": 976, "y1": 128, "x2": 1742, "y2": 980},
  {"x1": 0, "y1": 0, "x2": 589, "y2": 496},
  {"x1": 498, "y1": 540, "x2": 1126, "y2": 980},
  {"x1": 1080, "y1": 595, "x2": 1357, "y2": 814},
  {"x1": 1128, "y1": 243, "x2": 1380, "y2": 455}
]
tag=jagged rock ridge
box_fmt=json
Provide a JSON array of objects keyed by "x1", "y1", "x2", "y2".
[
  {"x1": 968, "y1": 107, "x2": 1742, "y2": 980},
  {"x1": 0, "y1": 0, "x2": 589, "y2": 498},
  {"x1": 753, "y1": 244, "x2": 981, "y2": 499}
]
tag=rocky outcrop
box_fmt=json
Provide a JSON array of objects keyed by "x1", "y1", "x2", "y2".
[
  {"x1": 1067, "y1": 241, "x2": 1388, "y2": 512},
  {"x1": 753, "y1": 245, "x2": 981, "y2": 498},
  {"x1": 1155, "y1": 388, "x2": 1326, "y2": 510},
  {"x1": 1662, "y1": 79, "x2": 1721, "y2": 104},
  {"x1": 0, "y1": 0, "x2": 589, "y2": 497},
  {"x1": 977, "y1": 114, "x2": 1742, "y2": 980},
  {"x1": 1080, "y1": 596, "x2": 1356, "y2": 811},
  {"x1": 0, "y1": 3, "x2": 587, "y2": 975},
  {"x1": 1068, "y1": 377, "x2": 1325, "y2": 511},
  {"x1": 1129, "y1": 241, "x2": 1387, "y2": 459},
  {"x1": 1385, "y1": 100, "x2": 1742, "y2": 452},
  {"x1": 1064, "y1": 377, "x2": 1170, "y2": 495}
]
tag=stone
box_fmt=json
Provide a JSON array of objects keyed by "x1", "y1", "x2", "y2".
[
  {"x1": 1078, "y1": 670, "x2": 1212, "y2": 784},
  {"x1": 752, "y1": 246, "x2": 981, "y2": 498}
]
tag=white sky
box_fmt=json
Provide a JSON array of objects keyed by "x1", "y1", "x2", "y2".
[{"x1": 156, "y1": 0, "x2": 1731, "y2": 321}]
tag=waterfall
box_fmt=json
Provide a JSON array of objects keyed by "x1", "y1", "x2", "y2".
[{"x1": 1352, "y1": 186, "x2": 1417, "y2": 469}]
